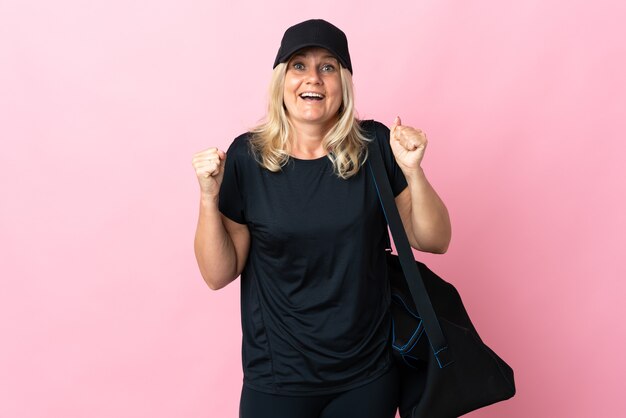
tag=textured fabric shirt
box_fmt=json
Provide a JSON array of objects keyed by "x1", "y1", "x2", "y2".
[{"x1": 218, "y1": 120, "x2": 408, "y2": 395}]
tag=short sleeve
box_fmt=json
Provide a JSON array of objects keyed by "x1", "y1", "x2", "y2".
[
  {"x1": 218, "y1": 135, "x2": 247, "y2": 224},
  {"x1": 372, "y1": 121, "x2": 408, "y2": 197}
]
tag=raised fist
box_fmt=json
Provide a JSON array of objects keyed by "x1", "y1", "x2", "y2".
[{"x1": 192, "y1": 147, "x2": 227, "y2": 198}]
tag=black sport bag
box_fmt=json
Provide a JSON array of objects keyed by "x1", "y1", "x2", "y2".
[{"x1": 365, "y1": 120, "x2": 516, "y2": 417}]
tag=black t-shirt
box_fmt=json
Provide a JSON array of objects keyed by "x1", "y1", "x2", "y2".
[{"x1": 218, "y1": 120, "x2": 408, "y2": 396}]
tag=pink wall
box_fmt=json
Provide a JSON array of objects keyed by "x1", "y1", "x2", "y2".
[{"x1": 1, "y1": 0, "x2": 625, "y2": 417}]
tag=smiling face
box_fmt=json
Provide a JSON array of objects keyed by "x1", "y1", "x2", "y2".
[{"x1": 282, "y1": 47, "x2": 343, "y2": 130}]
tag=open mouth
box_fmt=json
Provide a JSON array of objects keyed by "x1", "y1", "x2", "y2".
[{"x1": 299, "y1": 92, "x2": 325, "y2": 101}]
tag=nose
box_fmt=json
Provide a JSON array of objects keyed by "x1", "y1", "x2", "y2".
[{"x1": 304, "y1": 67, "x2": 322, "y2": 84}]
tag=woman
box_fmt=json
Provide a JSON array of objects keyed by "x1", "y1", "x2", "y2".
[{"x1": 192, "y1": 19, "x2": 451, "y2": 418}]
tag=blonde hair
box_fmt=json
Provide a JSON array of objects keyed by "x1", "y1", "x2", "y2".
[{"x1": 248, "y1": 63, "x2": 371, "y2": 179}]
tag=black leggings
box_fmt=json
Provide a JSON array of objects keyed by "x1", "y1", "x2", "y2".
[{"x1": 239, "y1": 363, "x2": 399, "y2": 418}]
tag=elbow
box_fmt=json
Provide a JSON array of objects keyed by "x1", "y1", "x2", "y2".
[
  {"x1": 207, "y1": 280, "x2": 223, "y2": 291},
  {"x1": 205, "y1": 277, "x2": 232, "y2": 291},
  {"x1": 195, "y1": 254, "x2": 239, "y2": 291},
  {"x1": 416, "y1": 243, "x2": 448, "y2": 254},
  {"x1": 202, "y1": 273, "x2": 221, "y2": 291},
  {"x1": 432, "y1": 235, "x2": 451, "y2": 254},
  {"x1": 203, "y1": 272, "x2": 237, "y2": 291},
  {"x1": 429, "y1": 227, "x2": 451, "y2": 254},
  {"x1": 412, "y1": 236, "x2": 451, "y2": 254},
  {"x1": 431, "y1": 243, "x2": 449, "y2": 254}
]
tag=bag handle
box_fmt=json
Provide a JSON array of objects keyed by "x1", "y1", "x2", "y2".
[{"x1": 364, "y1": 120, "x2": 453, "y2": 368}]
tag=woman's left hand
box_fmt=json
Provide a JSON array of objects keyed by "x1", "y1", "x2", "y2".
[{"x1": 389, "y1": 116, "x2": 427, "y2": 176}]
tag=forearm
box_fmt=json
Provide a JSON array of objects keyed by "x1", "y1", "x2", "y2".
[
  {"x1": 193, "y1": 195, "x2": 238, "y2": 290},
  {"x1": 405, "y1": 168, "x2": 451, "y2": 253}
]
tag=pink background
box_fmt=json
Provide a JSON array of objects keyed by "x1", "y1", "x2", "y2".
[{"x1": 1, "y1": 0, "x2": 625, "y2": 417}]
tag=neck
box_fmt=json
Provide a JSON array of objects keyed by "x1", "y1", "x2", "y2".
[{"x1": 288, "y1": 118, "x2": 337, "y2": 157}]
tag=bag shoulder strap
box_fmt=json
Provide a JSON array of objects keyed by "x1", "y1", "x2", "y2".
[{"x1": 363, "y1": 119, "x2": 453, "y2": 368}]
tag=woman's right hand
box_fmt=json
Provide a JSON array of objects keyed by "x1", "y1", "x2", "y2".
[{"x1": 192, "y1": 147, "x2": 227, "y2": 198}]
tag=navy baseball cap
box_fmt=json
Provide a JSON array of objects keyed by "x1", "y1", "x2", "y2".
[{"x1": 273, "y1": 19, "x2": 353, "y2": 74}]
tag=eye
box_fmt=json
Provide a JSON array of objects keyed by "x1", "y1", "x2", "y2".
[
  {"x1": 292, "y1": 62, "x2": 305, "y2": 70},
  {"x1": 321, "y1": 64, "x2": 336, "y2": 72}
]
